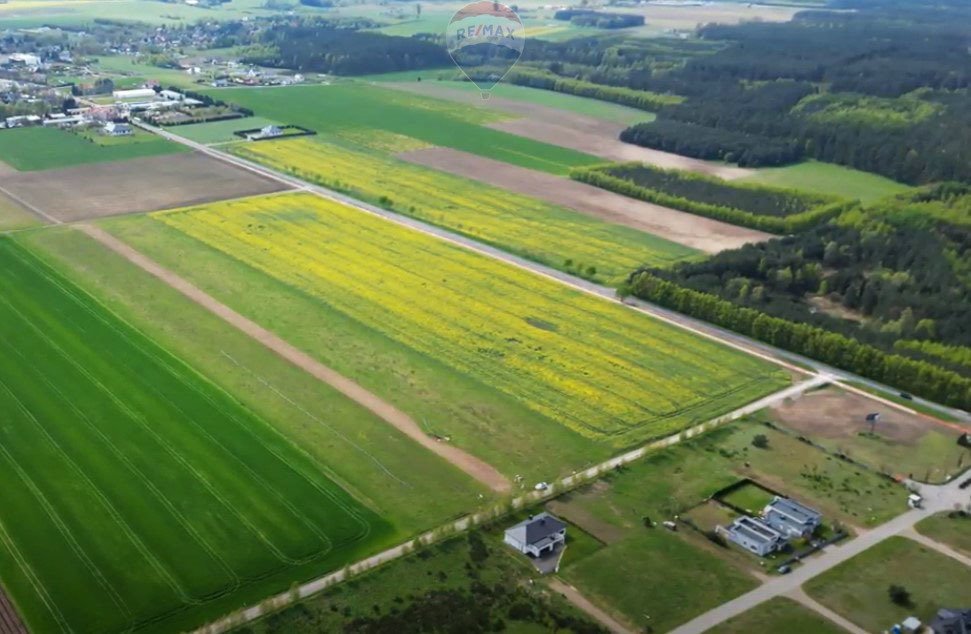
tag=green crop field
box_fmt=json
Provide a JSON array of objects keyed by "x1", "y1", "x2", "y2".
[
  {"x1": 743, "y1": 160, "x2": 911, "y2": 204},
  {"x1": 363, "y1": 72, "x2": 653, "y2": 124},
  {"x1": 0, "y1": 237, "x2": 393, "y2": 633},
  {"x1": 170, "y1": 116, "x2": 284, "y2": 144},
  {"x1": 210, "y1": 84, "x2": 600, "y2": 174},
  {"x1": 805, "y1": 537, "x2": 971, "y2": 632},
  {"x1": 712, "y1": 598, "x2": 847, "y2": 634},
  {"x1": 19, "y1": 227, "x2": 488, "y2": 533},
  {"x1": 0, "y1": 126, "x2": 186, "y2": 171},
  {"x1": 100, "y1": 192, "x2": 787, "y2": 480},
  {"x1": 229, "y1": 136, "x2": 699, "y2": 283}
]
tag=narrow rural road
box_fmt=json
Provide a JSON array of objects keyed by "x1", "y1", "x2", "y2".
[
  {"x1": 784, "y1": 588, "x2": 868, "y2": 634},
  {"x1": 669, "y1": 476, "x2": 970, "y2": 634},
  {"x1": 137, "y1": 120, "x2": 971, "y2": 426},
  {"x1": 548, "y1": 578, "x2": 635, "y2": 634},
  {"x1": 78, "y1": 224, "x2": 512, "y2": 494},
  {"x1": 903, "y1": 527, "x2": 971, "y2": 568}
]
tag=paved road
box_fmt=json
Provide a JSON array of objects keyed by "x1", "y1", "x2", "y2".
[
  {"x1": 138, "y1": 119, "x2": 971, "y2": 427},
  {"x1": 670, "y1": 476, "x2": 971, "y2": 634}
]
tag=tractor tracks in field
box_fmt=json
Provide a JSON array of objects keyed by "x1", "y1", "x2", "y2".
[{"x1": 77, "y1": 224, "x2": 512, "y2": 495}]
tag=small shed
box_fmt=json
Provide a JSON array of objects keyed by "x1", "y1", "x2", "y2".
[
  {"x1": 504, "y1": 513, "x2": 566, "y2": 557},
  {"x1": 901, "y1": 616, "x2": 921, "y2": 634}
]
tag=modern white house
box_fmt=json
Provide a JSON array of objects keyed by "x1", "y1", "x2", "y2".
[
  {"x1": 504, "y1": 513, "x2": 566, "y2": 557},
  {"x1": 762, "y1": 497, "x2": 821, "y2": 538},
  {"x1": 723, "y1": 516, "x2": 786, "y2": 556},
  {"x1": 103, "y1": 121, "x2": 132, "y2": 136}
]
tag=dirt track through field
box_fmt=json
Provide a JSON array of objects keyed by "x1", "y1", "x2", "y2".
[
  {"x1": 78, "y1": 224, "x2": 511, "y2": 494},
  {"x1": 0, "y1": 587, "x2": 27, "y2": 634},
  {"x1": 399, "y1": 147, "x2": 772, "y2": 253}
]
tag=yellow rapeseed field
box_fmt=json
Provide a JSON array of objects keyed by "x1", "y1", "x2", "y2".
[
  {"x1": 155, "y1": 192, "x2": 788, "y2": 446},
  {"x1": 229, "y1": 137, "x2": 699, "y2": 283}
]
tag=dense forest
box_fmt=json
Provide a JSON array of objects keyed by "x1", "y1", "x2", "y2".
[
  {"x1": 513, "y1": 0, "x2": 971, "y2": 184},
  {"x1": 243, "y1": 20, "x2": 449, "y2": 75},
  {"x1": 626, "y1": 184, "x2": 971, "y2": 395}
]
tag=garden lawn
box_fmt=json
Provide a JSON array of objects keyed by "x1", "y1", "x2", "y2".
[
  {"x1": 169, "y1": 116, "x2": 283, "y2": 145},
  {"x1": 743, "y1": 160, "x2": 910, "y2": 204},
  {"x1": 710, "y1": 597, "x2": 848, "y2": 634},
  {"x1": 19, "y1": 227, "x2": 487, "y2": 534},
  {"x1": 0, "y1": 237, "x2": 393, "y2": 634},
  {"x1": 719, "y1": 481, "x2": 777, "y2": 515},
  {"x1": 230, "y1": 137, "x2": 698, "y2": 283},
  {"x1": 805, "y1": 537, "x2": 971, "y2": 632},
  {"x1": 101, "y1": 193, "x2": 787, "y2": 480},
  {"x1": 562, "y1": 530, "x2": 758, "y2": 632},
  {"x1": 0, "y1": 126, "x2": 186, "y2": 171},
  {"x1": 916, "y1": 512, "x2": 971, "y2": 557},
  {"x1": 210, "y1": 83, "x2": 600, "y2": 174}
]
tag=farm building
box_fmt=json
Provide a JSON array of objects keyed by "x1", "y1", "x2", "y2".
[
  {"x1": 247, "y1": 125, "x2": 283, "y2": 141},
  {"x1": 504, "y1": 513, "x2": 566, "y2": 557},
  {"x1": 762, "y1": 497, "x2": 821, "y2": 538},
  {"x1": 103, "y1": 122, "x2": 132, "y2": 136},
  {"x1": 113, "y1": 88, "x2": 156, "y2": 100},
  {"x1": 723, "y1": 516, "x2": 786, "y2": 556}
]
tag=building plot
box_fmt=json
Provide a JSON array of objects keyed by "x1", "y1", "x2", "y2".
[
  {"x1": 0, "y1": 238, "x2": 392, "y2": 634},
  {"x1": 148, "y1": 192, "x2": 789, "y2": 450}
]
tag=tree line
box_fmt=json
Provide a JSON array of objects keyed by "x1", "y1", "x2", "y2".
[
  {"x1": 553, "y1": 10, "x2": 645, "y2": 29},
  {"x1": 571, "y1": 167, "x2": 850, "y2": 233}
]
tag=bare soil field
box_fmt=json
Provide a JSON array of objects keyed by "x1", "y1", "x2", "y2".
[
  {"x1": 489, "y1": 117, "x2": 755, "y2": 180},
  {"x1": 0, "y1": 152, "x2": 288, "y2": 222},
  {"x1": 0, "y1": 588, "x2": 26, "y2": 634},
  {"x1": 388, "y1": 81, "x2": 754, "y2": 180},
  {"x1": 769, "y1": 386, "x2": 971, "y2": 482},
  {"x1": 399, "y1": 146, "x2": 771, "y2": 252}
]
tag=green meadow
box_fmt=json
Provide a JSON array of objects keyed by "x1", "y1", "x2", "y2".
[
  {"x1": 211, "y1": 83, "x2": 600, "y2": 174},
  {"x1": 0, "y1": 126, "x2": 185, "y2": 171},
  {"x1": 744, "y1": 160, "x2": 911, "y2": 204},
  {"x1": 0, "y1": 237, "x2": 394, "y2": 633}
]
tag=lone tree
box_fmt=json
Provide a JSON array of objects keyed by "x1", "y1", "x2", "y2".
[
  {"x1": 888, "y1": 584, "x2": 911, "y2": 607},
  {"x1": 752, "y1": 434, "x2": 770, "y2": 449}
]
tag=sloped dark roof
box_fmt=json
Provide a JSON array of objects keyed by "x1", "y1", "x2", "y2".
[
  {"x1": 506, "y1": 512, "x2": 566, "y2": 546},
  {"x1": 931, "y1": 608, "x2": 971, "y2": 634}
]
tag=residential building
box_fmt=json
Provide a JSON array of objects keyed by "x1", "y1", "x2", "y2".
[
  {"x1": 931, "y1": 608, "x2": 971, "y2": 634},
  {"x1": 762, "y1": 497, "x2": 822, "y2": 538},
  {"x1": 504, "y1": 512, "x2": 566, "y2": 557},
  {"x1": 103, "y1": 121, "x2": 132, "y2": 136},
  {"x1": 723, "y1": 516, "x2": 786, "y2": 556}
]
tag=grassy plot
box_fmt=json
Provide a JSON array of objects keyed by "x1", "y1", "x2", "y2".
[
  {"x1": 230, "y1": 137, "x2": 699, "y2": 283},
  {"x1": 151, "y1": 193, "x2": 787, "y2": 448},
  {"x1": 916, "y1": 512, "x2": 971, "y2": 557},
  {"x1": 19, "y1": 227, "x2": 487, "y2": 534},
  {"x1": 0, "y1": 191, "x2": 39, "y2": 231},
  {"x1": 805, "y1": 537, "x2": 971, "y2": 632},
  {"x1": 210, "y1": 84, "x2": 600, "y2": 174},
  {"x1": 710, "y1": 597, "x2": 848, "y2": 634},
  {"x1": 243, "y1": 529, "x2": 605, "y2": 633},
  {"x1": 363, "y1": 72, "x2": 652, "y2": 124},
  {"x1": 0, "y1": 126, "x2": 185, "y2": 171},
  {"x1": 0, "y1": 237, "x2": 393, "y2": 634},
  {"x1": 167, "y1": 116, "x2": 283, "y2": 144},
  {"x1": 743, "y1": 160, "x2": 910, "y2": 204},
  {"x1": 561, "y1": 530, "x2": 758, "y2": 632}
]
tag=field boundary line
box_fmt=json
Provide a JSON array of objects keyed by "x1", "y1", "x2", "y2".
[
  {"x1": 0, "y1": 181, "x2": 60, "y2": 225},
  {"x1": 77, "y1": 223, "x2": 512, "y2": 494},
  {"x1": 192, "y1": 375, "x2": 826, "y2": 634}
]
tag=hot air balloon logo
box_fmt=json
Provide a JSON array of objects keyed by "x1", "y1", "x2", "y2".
[{"x1": 446, "y1": 1, "x2": 525, "y2": 98}]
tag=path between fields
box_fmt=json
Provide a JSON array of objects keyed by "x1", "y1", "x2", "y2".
[
  {"x1": 547, "y1": 578, "x2": 636, "y2": 634},
  {"x1": 0, "y1": 586, "x2": 27, "y2": 634},
  {"x1": 784, "y1": 588, "x2": 867, "y2": 634},
  {"x1": 139, "y1": 119, "x2": 971, "y2": 427},
  {"x1": 398, "y1": 147, "x2": 772, "y2": 253},
  {"x1": 76, "y1": 224, "x2": 511, "y2": 494},
  {"x1": 668, "y1": 476, "x2": 970, "y2": 634}
]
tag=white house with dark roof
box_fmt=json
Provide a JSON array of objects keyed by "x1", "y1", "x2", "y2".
[
  {"x1": 723, "y1": 516, "x2": 786, "y2": 557},
  {"x1": 762, "y1": 497, "x2": 821, "y2": 538},
  {"x1": 504, "y1": 512, "x2": 566, "y2": 557}
]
